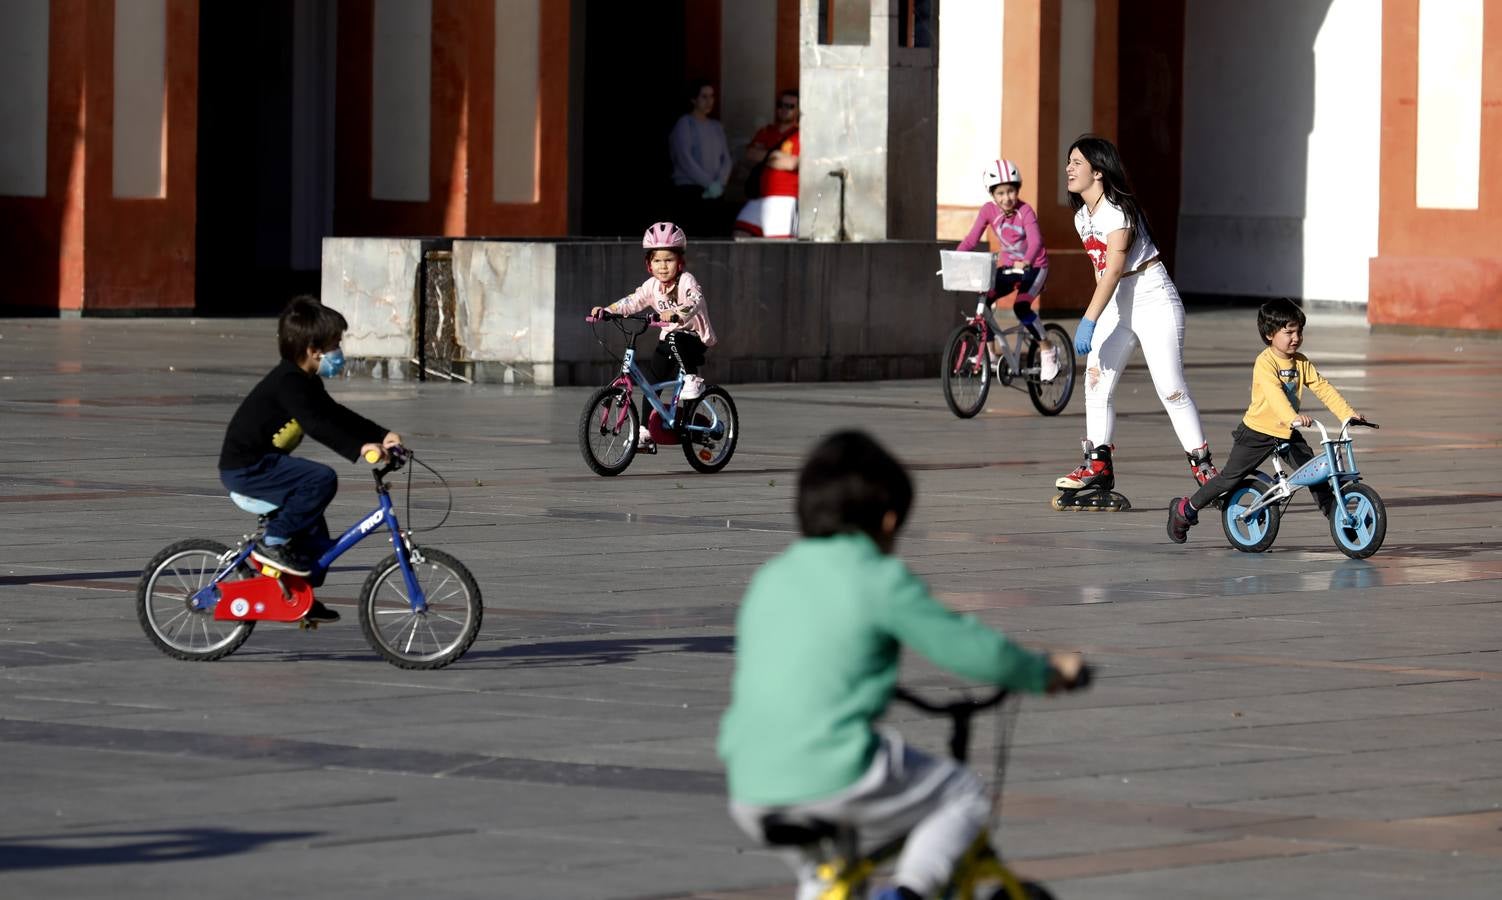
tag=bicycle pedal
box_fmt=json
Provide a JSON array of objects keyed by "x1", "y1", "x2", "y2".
[{"x1": 299, "y1": 619, "x2": 319, "y2": 631}]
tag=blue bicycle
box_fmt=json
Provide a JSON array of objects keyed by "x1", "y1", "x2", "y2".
[
  {"x1": 136, "y1": 447, "x2": 483, "y2": 669},
  {"x1": 1221, "y1": 418, "x2": 1386, "y2": 559},
  {"x1": 578, "y1": 311, "x2": 739, "y2": 476}
]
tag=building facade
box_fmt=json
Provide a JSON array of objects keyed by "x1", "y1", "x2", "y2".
[{"x1": 0, "y1": 0, "x2": 1496, "y2": 330}]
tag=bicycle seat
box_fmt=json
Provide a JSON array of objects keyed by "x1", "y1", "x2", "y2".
[
  {"x1": 759, "y1": 813, "x2": 842, "y2": 847},
  {"x1": 229, "y1": 492, "x2": 279, "y2": 516}
]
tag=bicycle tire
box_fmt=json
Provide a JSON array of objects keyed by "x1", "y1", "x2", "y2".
[
  {"x1": 1221, "y1": 476, "x2": 1281, "y2": 552},
  {"x1": 681, "y1": 386, "x2": 738, "y2": 474},
  {"x1": 1025, "y1": 323, "x2": 1075, "y2": 416},
  {"x1": 1329, "y1": 482, "x2": 1386, "y2": 559},
  {"x1": 357, "y1": 547, "x2": 482, "y2": 669},
  {"x1": 942, "y1": 324, "x2": 990, "y2": 418},
  {"x1": 579, "y1": 384, "x2": 638, "y2": 476},
  {"x1": 136, "y1": 539, "x2": 256, "y2": 661}
]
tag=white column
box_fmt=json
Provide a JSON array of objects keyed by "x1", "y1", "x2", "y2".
[
  {"x1": 1055, "y1": 0, "x2": 1094, "y2": 207},
  {"x1": 0, "y1": 0, "x2": 49, "y2": 198},
  {"x1": 114, "y1": 0, "x2": 166, "y2": 199},
  {"x1": 493, "y1": 0, "x2": 540, "y2": 204},
  {"x1": 371, "y1": 0, "x2": 431, "y2": 202},
  {"x1": 936, "y1": 0, "x2": 1003, "y2": 215},
  {"x1": 1416, "y1": 0, "x2": 1482, "y2": 210}
]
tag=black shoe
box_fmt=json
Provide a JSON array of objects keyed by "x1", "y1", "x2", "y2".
[
  {"x1": 1167, "y1": 497, "x2": 1198, "y2": 544},
  {"x1": 304, "y1": 600, "x2": 340, "y2": 624},
  {"x1": 251, "y1": 543, "x2": 314, "y2": 577}
]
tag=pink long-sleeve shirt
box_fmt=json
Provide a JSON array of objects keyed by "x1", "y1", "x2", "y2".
[
  {"x1": 957, "y1": 201, "x2": 1049, "y2": 270},
  {"x1": 605, "y1": 271, "x2": 718, "y2": 347}
]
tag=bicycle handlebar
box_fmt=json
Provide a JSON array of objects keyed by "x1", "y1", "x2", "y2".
[{"x1": 1293, "y1": 417, "x2": 1379, "y2": 443}]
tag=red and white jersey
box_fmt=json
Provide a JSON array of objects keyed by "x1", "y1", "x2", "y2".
[
  {"x1": 1073, "y1": 197, "x2": 1158, "y2": 277},
  {"x1": 607, "y1": 271, "x2": 718, "y2": 347}
]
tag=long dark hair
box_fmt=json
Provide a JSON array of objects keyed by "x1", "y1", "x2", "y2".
[{"x1": 1068, "y1": 135, "x2": 1153, "y2": 254}]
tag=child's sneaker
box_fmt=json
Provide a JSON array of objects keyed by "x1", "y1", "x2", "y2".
[
  {"x1": 680, "y1": 374, "x2": 706, "y2": 400},
  {"x1": 304, "y1": 600, "x2": 340, "y2": 624},
  {"x1": 251, "y1": 542, "x2": 314, "y2": 577},
  {"x1": 1186, "y1": 443, "x2": 1218, "y2": 486},
  {"x1": 636, "y1": 426, "x2": 658, "y2": 453},
  {"x1": 1039, "y1": 342, "x2": 1060, "y2": 381},
  {"x1": 1167, "y1": 497, "x2": 1198, "y2": 543}
]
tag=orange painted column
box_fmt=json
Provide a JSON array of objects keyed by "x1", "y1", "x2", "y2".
[
  {"x1": 994, "y1": 0, "x2": 1119, "y2": 315},
  {"x1": 0, "y1": 0, "x2": 197, "y2": 314},
  {"x1": 334, "y1": 0, "x2": 570, "y2": 239},
  {"x1": 1369, "y1": 0, "x2": 1502, "y2": 330}
]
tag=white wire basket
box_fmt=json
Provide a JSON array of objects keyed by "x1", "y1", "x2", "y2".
[{"x1": 938, "y1": 250, "x2": 997, "y2": 292}]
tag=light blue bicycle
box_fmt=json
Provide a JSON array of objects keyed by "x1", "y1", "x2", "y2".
[{"x1": 1221, "y1": 417, "x2": 1386, "y2": 558}]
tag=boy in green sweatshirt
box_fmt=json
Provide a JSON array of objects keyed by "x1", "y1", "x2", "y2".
[{"x1": 718, "y1": 431, "x2": 1088, "y2": 900}]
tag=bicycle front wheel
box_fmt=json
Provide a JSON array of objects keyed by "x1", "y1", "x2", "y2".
[
  {"x1": 579, "y1": 384, "x2": 638, "y2": 476},
  {"x1": 941, "y1": 324, "x2": 990, "y2": 418},
  {"x1": 1026, "y1": 323, "x2": 1075, "y2": 416},
  {"x1": 136, "y1": 539, "x2": 256, "y2": 661},
  {"x1": 1329, "y1": 483, "x2": 1386, "y2": 559},
  {"x1": 681, "y1": 386, "x2": 738, "y2": 473},
  {"x1": 358, "y1": 547, "x2": 482, "y2": 669}
]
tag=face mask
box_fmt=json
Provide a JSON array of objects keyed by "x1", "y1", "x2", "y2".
[{"x1": 317, "y1": 348, "x2": 345, "y2": 378}]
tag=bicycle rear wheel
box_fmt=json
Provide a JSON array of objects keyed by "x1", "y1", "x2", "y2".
[
  {"x1": 358, "y1": 547, "x2": 482, "y2": 669},
  {"x1": 579, "y1": 385, "x2": 638, "y2": 476},
  {"x1": 137, "y1": 539, "x2": 256, "y2": 661},
  {"x1": 1025, "y1": 323, "x2": 1075, "y2": 416},
  {"x1": 942, "y1": 324, "x2": 990, "y2": 418}
]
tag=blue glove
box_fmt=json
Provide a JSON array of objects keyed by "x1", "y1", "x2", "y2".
[
  {"x1": 702, "y1": 182, "x2": 724, "y2": 200},
  {"x1": 1074, "y1": 318, "x2": 1096, "y2": 356}
]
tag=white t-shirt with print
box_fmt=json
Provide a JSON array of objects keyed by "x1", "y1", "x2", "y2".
[{"x1": 1073, "y1": 197, "x2": 1158, "y2": 277}]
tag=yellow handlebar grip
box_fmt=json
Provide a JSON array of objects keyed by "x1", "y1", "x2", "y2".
[{"x1": 364, "y1": 449, "x2": 383, "y2": 464}]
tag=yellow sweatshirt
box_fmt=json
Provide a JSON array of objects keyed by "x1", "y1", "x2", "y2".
[{"x1": 1242, "y1": 347, "x2": 1356, "y2": 439}]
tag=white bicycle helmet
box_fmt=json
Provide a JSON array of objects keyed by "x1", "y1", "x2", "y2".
[
  {"x1": 982, "y1": 159, "x2": 1023, "y2": 189},
  {"x1": 642, "y1": 221, "x2": 688, "y2": 250}
]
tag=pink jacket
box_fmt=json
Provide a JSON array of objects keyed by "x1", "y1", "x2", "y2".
[
  {"x1": 957, "y1": 201, "x2": 1049, "y2": 270},
  {"x1": 606, "y1": 271, "x2": 718, "y2": 347}
]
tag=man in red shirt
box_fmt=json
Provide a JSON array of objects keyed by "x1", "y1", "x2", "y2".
[{"x1": 734, "y1": 89, "x2": 800, "y2": 239}]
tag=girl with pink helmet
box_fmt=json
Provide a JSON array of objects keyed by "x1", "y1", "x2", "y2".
[{"x1": 591, "y1": 222, "x2": 719, "y2": 453}]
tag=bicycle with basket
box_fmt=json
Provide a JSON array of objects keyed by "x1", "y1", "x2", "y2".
[{"x1": 936, "y1": 250, "x2": 1075, "y2": 419}]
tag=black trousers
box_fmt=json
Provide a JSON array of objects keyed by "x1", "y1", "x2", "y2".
[
  {"x1": 641, "y1": 331, "x2": 708, "y2": 424},
  {"x1": 1190, "y1": 423, "x2": 1332, "y2": 512}
]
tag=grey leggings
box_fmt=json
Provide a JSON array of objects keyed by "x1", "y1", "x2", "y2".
[{"x1": 729, "y1": 732, "x2": 990, "y2": 898}]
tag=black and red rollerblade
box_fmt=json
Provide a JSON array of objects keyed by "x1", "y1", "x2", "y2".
[
  {"x1": 1187, "y1": 443, "x2": 1218, "y2": 486},
  {"x1": 1052, "y1": 440, "x2": 1131, "y2": 511}
]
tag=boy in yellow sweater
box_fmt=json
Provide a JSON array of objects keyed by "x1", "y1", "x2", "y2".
[{"x1": 1168, "y1": 298, "x2": 1367, "y2": 543}]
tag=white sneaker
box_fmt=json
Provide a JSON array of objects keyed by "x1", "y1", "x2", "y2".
[
  {"x1": 636, "y1": 425, "x2": 657, "y2": 451},
  {"x1": 680, "y1": 374, "x2": 706, "y2": 400},
  {"x1": 1040, "y1": 343, "x2": 1060, "y2": 382}
]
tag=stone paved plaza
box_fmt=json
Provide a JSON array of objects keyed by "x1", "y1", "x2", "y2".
[{"x1": 1, "y1": 308, "x2": 1499, "y2": 899}]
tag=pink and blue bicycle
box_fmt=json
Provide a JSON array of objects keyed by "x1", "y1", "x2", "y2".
[{"x1": 578, "y1": 311, "x2": 739, "y2": 476}]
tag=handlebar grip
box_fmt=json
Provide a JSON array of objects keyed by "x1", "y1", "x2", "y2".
[
  {"x1": 1353, "y1": 419, "x2": 1379, "y2": 429},
  {"x1": 364, "y1": 448, "x2": 383, "y2": 464}
]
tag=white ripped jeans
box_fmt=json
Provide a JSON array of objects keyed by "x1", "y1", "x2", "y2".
[{"x1": 1085, "y1": 263, "x2": 1206, "y2": 452}]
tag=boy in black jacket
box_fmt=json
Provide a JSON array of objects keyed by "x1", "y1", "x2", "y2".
[{"x1": 219, "y1": 297, "x2": 400, "y2": 620}]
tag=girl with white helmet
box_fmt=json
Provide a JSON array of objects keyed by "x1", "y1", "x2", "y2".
[
  {"x1": 955, "y1": 159, "x2": 1051, "y2": 330},
  {"x1": 591, "y1": 222, "x2": 719, "y2": 452}
]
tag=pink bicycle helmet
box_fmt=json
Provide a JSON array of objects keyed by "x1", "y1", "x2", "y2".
[
  {"x1": 642, "y1": 221, "x2": 688, "y2": 250},
  {"x1": 982, "y1": 159, "x2": 1023, "y2": 188}
]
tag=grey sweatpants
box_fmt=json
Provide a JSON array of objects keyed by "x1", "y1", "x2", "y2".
[{"x1": 729, "y1": 731, "x2": 990, "y2": 898}]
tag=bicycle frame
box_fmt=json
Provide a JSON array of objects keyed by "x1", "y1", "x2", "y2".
[
  {"x1": 600, "y1": 327, "x2": 728, "y2": 443},
  {"x1": 960, "y1": 299, "x2": 1038, "y2": 379},
  {"x1": 190, "y1": 481, "x2": 426, "y2": 617},
  {"x1": 1234, "y1": 418, "x2": 1364, "y2": 528}
]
